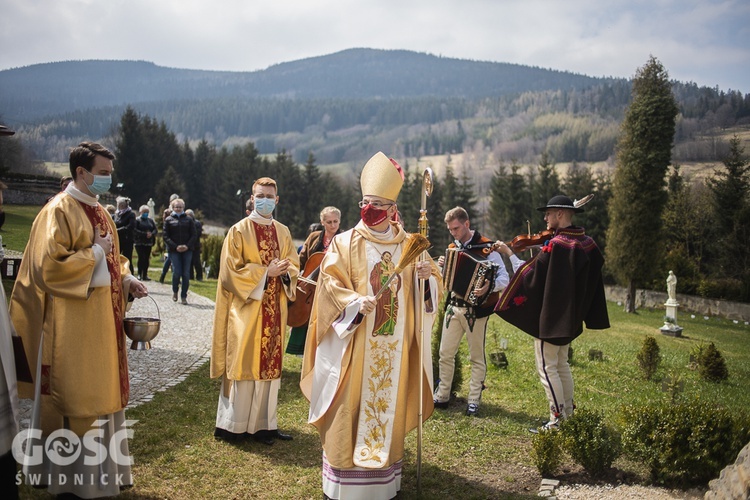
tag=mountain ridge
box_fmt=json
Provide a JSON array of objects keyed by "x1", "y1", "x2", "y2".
[{"x1": 0, "y1": 48, "x2": 610, "y2": 120}]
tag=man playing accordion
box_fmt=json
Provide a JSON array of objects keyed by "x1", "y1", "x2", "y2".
[{"x1": 434, "y1": 207, "x2": 517, "y2": 416}]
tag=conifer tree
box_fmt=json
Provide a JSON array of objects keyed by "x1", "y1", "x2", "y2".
[
  {"x1": 269, "y1": 149, "x2": 304, "y2": 237},
  {"x1": 302, "y1": 151, "x2": 323, "y2": 226},
  {"x1": 706, "y1": 135, "x2": 750, "y2": 288},
  {"x1": 457, "y1": 169, "x2": 478, "y2": 223},
  {"x1": 441, "y1": 162, "x2": 477, "y2": 224},
  {"x1": 606, "y1": 56, "x2": 678, "y2": 312},
  {"x1": 532, "y1": 151, "x2": 561, "y2": 210},
  {"x1": 397, "y1": 169, "x2": 422, "y2": 234},
  {"x1": 188, "y1": 140, "x2": 214, "y2": 211},
  {"x1": 562, "y1": 162, "x2": 611, "y2": 254},
  {"x1": 490, "y1": 161, "x2": 532, "y2": 240},
  {"x1": 114, "y1": 107, "x2": 184, "y2": 209},
  {"x1": 153, "y1": 166, "x2": 186, "y2": 210}
]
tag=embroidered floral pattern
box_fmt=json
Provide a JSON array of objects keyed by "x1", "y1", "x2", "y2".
[
  {"x1": 513, "y1": 295, "x2": 528, "y2": 306},
  {"x1": 40, "y1": 364, "x2": 51, "y2": 395},
  {"x1": 358, "y1": 338, "x2": 398, "y2": 464},
  {"x1": 253, "y1": 222, "x2": 283, "y2": 379},
  {"x1": 542, "y1": 241, "x2": 553, "y2": 253},
  {"x1": 82, "y1": 203, "x2": 128, "y2": 407}
]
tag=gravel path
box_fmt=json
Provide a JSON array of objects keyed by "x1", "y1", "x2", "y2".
[
  {"x1": 18, "y1": 279, "x2": 214, "y2": 427},
  {"x1": 554, "y1": 483, "x2": 705, "y2": 499}
]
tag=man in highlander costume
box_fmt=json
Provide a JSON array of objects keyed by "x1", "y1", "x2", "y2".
[
  {"x1": 494, "y1": 194, "x2": 609, "y2": 430},
  {"x1": 301, "y1": 152, "x2": 442, "y2": 499}
]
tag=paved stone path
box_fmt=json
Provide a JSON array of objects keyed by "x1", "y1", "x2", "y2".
[{"x1": 18, "y1": 280, "x2": 215, "y2": 428}]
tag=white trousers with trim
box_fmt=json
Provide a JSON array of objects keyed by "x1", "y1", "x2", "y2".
[
  {"x1": 435, "y1": 307, "x2": 488, "y2": 405},
  {"x1": 534, "y1": 339, "x2": 574, "y2": 422}
]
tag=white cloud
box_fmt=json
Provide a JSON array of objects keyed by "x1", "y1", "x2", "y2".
[{"x1": 0, "y1": 0, "x2": 747, "y2": 90}]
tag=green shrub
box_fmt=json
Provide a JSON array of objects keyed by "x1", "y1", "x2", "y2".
[
  {"x1": 636, "y1": 336, "x2": 661, "y2": 380},
  {"x1": 559, "y1": 408, "x2": 621, "y2": 478},
  {"x1": 531, "y1": 428, "x2": 563, "y2": 477},
  {"x1": 620, "y1": 401, "x2": 739, "y2": 486},
  {"x1": 201, "y1": 234, "x2": 225, "y2": 279},
  {"x1": 697, "y1": 342, "x2": 729, "y2": 382},
  {"x1": 662, "y1": 371, "x2": 684, "y2": 403},
  {"x1": 697, "y1": 278, "x2": 744, "y2": 301}
]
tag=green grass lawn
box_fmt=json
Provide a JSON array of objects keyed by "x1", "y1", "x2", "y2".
[
  {"x1": 19, "y1": 297, "x2": 748, "y2": 498},
  {"x1": 9, "y1": 203, "x2": 750, "y2": 498},
  {"x1": 1, "y1": 205, "x2": 39, "y2": 253}
]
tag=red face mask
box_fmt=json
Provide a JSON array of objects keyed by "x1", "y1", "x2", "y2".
[{"x1": 361, "y1": 204, "x2": 390, "y2": 227}]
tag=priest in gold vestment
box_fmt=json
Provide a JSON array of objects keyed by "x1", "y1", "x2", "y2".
[
  {"x1": 9, "y1": 142, "x2": 148, "y2": 498},
  {"x1": 301, "y1": 152, "x2": 442, "y2": 500},
  {"x1": 211, "y1": 177, "x2": 300, "y2": 444}
]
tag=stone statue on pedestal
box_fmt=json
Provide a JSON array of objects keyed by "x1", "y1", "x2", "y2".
[{"x1": 667, "y1": 270, "x2": 677, "y2": 305}]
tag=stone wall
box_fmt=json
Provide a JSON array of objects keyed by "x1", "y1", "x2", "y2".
[
  {"x1": 2, "y1": 177, "x2": 59, "y2": 206},
  {"x1": 605, "y1": 285, "x2": 750, "y2": 322}
]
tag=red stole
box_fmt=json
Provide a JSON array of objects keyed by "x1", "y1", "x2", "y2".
[
  {"x1": 252, "y1": 221, "x2": 283, "y2": 379},
  {"x1": 81, "y1": 202, "x2": 129, "y2": 408}
]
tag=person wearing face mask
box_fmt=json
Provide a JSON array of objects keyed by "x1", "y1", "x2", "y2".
[
  {"x1": 134, "y1": 205, "x2": 157, "y2": 281},
  {"x1": 114, "y1": 196, "x2": 136, "y2": 267},
  {"x1": 185, "y1": 209, "x2": 203, "y2": 282},
  {"x1": 300, "y1": 152, "x2": 443, "y2": 500},
  {"x1": 162, "y1": 198, "x2": 196, "y2": 304},
  {"x1": 211, "y1": 177, "x2": 299, "y2": 445},
  {"x1": 9, "y1": 141, "x2": 148, "y2": 497},
  {"x1": 286, "y1": 206, "x2": 343, "y2": 356}
]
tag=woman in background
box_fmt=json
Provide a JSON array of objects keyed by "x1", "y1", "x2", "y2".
[
  {"x1": 134, "y1": 205, "x2": 157, "y2": 281},
  {"x1": 115, "y1": 196, "x2": 136, "y2": 266},
  {"x1": 286, "y1": 206, "x2": 342, "y2": 355}
]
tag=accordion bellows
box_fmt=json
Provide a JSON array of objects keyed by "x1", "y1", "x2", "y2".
[{"x1": 442, "y1": 248, "x2": 499, "y2": 306}]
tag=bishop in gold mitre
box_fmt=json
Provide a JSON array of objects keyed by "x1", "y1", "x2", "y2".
[{"x1": 301, "y1": 151, "x2": 443, "y2": 500}]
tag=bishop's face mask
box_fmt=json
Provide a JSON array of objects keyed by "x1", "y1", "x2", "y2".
[{"x1": 360, "y1": 203, "x2": 390, "y2": 227}]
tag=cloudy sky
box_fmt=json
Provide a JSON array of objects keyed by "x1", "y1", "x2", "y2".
[{"x1": 1, "y1": 0, "x2": 748, "y2": 91}]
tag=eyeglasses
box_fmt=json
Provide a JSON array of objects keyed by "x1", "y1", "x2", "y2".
[{"x1": 358, "y1": 200, "x2": 394, "y2": 209}]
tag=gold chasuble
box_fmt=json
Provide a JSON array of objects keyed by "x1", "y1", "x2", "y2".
[
  {"x1": 9, "y1": 189, "x2": 133, "y2": 433},
  {"x1": 210, "y1": 216, "x2": 299, "y2": 382},
  {"x1": 301, "y1": 221, "x2": 442, "y2": 474}
]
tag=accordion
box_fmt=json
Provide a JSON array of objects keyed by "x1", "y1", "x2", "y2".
[{"x1": 442, "y1": 248, "x2": 500, "y2": 306}]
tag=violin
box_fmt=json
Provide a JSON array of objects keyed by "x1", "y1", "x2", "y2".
[
  {"x1": 286, "y1": 251, "x2": 324, "y2": 327},
  {"x1": 509, "y1": 229, "x2": 554, "y2": 252}
]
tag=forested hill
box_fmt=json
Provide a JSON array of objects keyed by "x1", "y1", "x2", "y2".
[
  {"x1": 2, "y1": 48, "x2": 747, "y2": 167},
  {"x1": 0, "y1": 48, "x2": 605, "y2": 119}
]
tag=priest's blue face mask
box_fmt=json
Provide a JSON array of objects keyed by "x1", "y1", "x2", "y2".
[
  {"x1": 81, "y1": 169, "x2": 112, "y2": 196},
  {"x1": 254, "y1": 197, "x2": 276, "y2": 217}
]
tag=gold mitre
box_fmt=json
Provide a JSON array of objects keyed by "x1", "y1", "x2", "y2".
[{"x1": 360, "y1": 151, "x2": 404, "y2": 201}]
